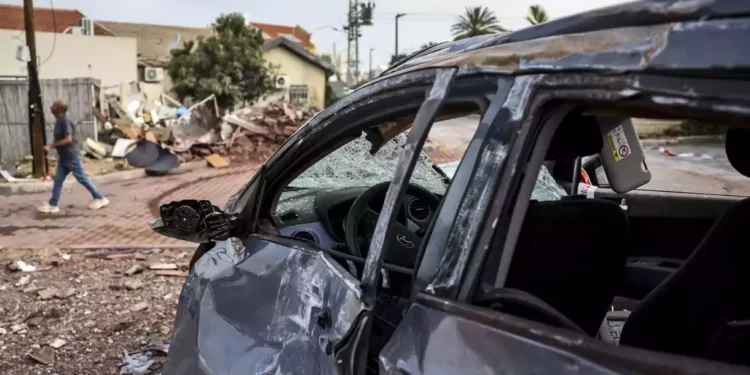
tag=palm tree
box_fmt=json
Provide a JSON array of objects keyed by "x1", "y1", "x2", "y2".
[
  {"x1": 451, "y1": 6, "x2": 507, "y2": 41},
  {"x1": 526, "y1": 5, "x2": 549, "y2": 25}
]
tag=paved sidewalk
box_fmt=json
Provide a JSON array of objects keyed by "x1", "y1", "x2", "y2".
[
  {"x1": 2, "y1": 139, "x2": 748, "y2": 250},
  {"x1": 0, "y1": 164, "x2": 259, "y2": 249}
]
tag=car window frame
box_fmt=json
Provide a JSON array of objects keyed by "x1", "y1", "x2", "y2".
[
  {"x1": 411, "y1": 76, "x2": 514, "y2": 297},
  {"x1": 429, "y1": 71, "x2": 750, "y2": 375},
  {"x1": 257, "y1": 73, "x2": 441, "y2": 223}
]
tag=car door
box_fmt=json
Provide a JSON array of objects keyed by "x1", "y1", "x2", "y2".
[
  {"x1": 159, "y1": 68, "x2": 467, "y2": 375},
  {"x1": 378, "y1": 74, "x2": 750, "y2": 375}
]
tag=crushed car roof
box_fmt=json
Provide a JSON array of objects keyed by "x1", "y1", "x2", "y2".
[{"x1": 381, "y1": 0, "x2": 750, "y2": 77}]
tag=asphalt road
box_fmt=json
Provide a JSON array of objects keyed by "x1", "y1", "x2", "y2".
[
  {"x1": 642, "y1": 142, "x2": 749, "y2": 195},
  {"x1": 429, "y1": 115, "x2": 748, "y2": 195},
  {"x1": 644, "y1": 143, "x2": 736, "y2": 174}
]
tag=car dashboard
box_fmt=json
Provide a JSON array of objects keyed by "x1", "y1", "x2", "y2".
[{"x1": 274, "y1": 187, "x2": 440, "y2": 251}]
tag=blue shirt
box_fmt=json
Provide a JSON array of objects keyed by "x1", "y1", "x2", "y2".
[{"x1": 53, "y1": 115, "x2": 79, "y2": 160}]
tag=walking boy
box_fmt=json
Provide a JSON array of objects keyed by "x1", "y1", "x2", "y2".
[{"x1": 37, "y1": 100, "x2": 109, "y2": 213}]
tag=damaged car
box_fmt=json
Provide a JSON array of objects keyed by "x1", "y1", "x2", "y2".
[{"x1": 152, "y1": 0, "x2": 750, "y2": 374}]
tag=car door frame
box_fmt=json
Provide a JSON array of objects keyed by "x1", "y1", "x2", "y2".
[
  {"x1": 219, "y1": 67, "x2": 510, "y2": 374},
  {"x1": 378, "y1": 67, "x2": 750, "y2": 374}
]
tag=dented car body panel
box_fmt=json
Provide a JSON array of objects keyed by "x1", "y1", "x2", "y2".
[
  {"x1": 379, "y1": 302, "x2": 613, "y2": 375},
  {"x1": 167, "y1": 236, "x2": 363, "y2": 374},
  {"x1": 163, "y1": 2, "x2": 750, "y2": 374}
]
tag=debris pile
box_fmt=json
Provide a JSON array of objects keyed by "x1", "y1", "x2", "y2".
[
  {"x1": 176, "y1": 101, "x2": 316, "y2": 164},
  {"x1": 96, "y1": 89, "x2": 315, "y2": 172},
  {"x1": 1, "y1": 84, "x2": 316, "y2": 181},
  {"x1": 651, "y1": 146, "x2": 714, "y2": 159}
]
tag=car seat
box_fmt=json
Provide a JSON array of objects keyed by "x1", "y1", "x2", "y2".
[
  {"x1": 619, "y1": 127, "x2": 750, "y2": 365},
  {"x1": 501, "y1": 198, "x2": 630, "y2": 336}
]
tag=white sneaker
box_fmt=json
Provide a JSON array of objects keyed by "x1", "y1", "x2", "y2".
[
  {"x1": 37, "y1": 204, "x2": 60, "y2": 214},
  {"x1": 89, "y1": 197, "x2": 110, "y2": 210}
]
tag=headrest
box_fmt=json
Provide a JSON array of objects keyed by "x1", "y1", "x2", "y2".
[
  {"x1": 546, "y1": 113, "x2": 603, "y2": 161},
  {"x1": 726, "y1": 127, "x2": 750, "y2": 177}
]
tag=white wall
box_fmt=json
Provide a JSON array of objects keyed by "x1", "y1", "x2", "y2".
[
  {"x1": 0, "y1": 29, "x2": 137, "y2": 87},
  {"x1": 256, "y1": 46, "x2": 327, "y2": 109}
]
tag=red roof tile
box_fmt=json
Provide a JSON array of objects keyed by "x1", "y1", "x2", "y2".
[
  {"x1": 0, "y1": 4, "x2": 113, "y2": 36},
  {"x1": 249, "y1": 22, "x2": 315, "y2": 50}
]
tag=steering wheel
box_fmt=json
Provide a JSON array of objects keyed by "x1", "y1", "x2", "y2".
[{"x1": 344, "y1": 182, "x2": 440, "y2": 269}]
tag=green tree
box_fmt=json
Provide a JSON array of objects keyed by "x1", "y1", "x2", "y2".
[
  {"x1": 526, "y1": 5, "x2": 549, "y2": 25},
  {"x1": 168, "y1": 13, "x2": 277, "y2": 111},
  {"x1": 420, "y1": 41, "x2": 439, "y2": 50},
  {"x1": 451, "y1": 6, "x2": 507, "y2": 41}
]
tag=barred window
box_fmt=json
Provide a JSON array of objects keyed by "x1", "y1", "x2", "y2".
[{"x1": 289, "y1": 85, "x2": 308, "y2": 105}]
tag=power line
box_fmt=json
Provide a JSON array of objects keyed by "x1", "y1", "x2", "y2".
[
  {"x1": 376, "y1": 11, "x2": 524, "y2": 20},
  {"x1": 312, "y1": 12, "x2": 348, "y2": 31},
  {"x1": 372, "y1": 16, "x2": 526, "y2": 24},
  {"x1": 38, "y1": 0, "x2": 56, "y2": 68}
]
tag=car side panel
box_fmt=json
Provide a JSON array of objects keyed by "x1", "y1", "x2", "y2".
[
  {"x1": 164, "y1": 236, "x2": 364, "y2": 375},
  {"x1": 379, "y1": 303, "x2": 618, "y2": 375}
]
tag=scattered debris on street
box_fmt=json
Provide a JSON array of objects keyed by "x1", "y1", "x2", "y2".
[
  {"x1": 0, "y1": 247, "x2": 189, "y2": 374},
  {"x1": 1, "y1": 83, "x2": 315, "y2": 183}
]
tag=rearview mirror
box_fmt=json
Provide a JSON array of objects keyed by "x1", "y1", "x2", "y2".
[{"x1": 149, "y1": 200, "x2": 238, "y2": 243}]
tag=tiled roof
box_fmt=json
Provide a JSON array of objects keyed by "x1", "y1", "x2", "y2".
[
  {"x1": 0, "y1": 4, "x2": 114, "y2": 36},
  {"x1": 98, "y1": 21, "x2": 214, "y2": 67},
  {"x1": 263, "y1": 37, "x2": 333, "y2": 73},
  {"x1": 250, "y1": 22, "x2": 315, "y2": 50}
]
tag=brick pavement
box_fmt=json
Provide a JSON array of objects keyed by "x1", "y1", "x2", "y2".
[
  {"x1": 2, "y1": 142, "x2": 748, "y2": 250},
  {"x1": 0, "y1": 164, "x2": 259, "y2": 249}
]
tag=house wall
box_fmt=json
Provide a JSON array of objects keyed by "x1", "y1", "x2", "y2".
[
  {"x1": 259, "y1": 46, "x2": 326, "y2": 109},
  {"x1": 0, "y1": 29, "x2": 137, "y2": 87}
]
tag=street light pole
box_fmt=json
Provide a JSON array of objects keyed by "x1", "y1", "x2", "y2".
[
  {"x1": 369, "y1": 48, "x2": 374, "y2": 80},
  {"x1": 395, "y1": 13, "x2": 406, "y2": 58}
]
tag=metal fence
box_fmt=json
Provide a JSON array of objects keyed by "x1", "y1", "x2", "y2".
[{"x1": 0, "y1": 78, "x2": 99, "y2": 165}]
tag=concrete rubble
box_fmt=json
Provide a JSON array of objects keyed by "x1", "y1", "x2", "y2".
[
  {"x1": 0, "y1": 248, "x2": 185, "y2": 373},
  {"x1": 2, "y1": 84, "x2": 315, "y2": 181},
  {"x1": 96, "y1": 89, "x2": 316, "y2": 173}
]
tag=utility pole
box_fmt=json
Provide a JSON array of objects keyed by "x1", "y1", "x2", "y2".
[
  {"x1": 23, "y1": 0, "x2": 47, "y2": 178},
  {"x1": 345, "y1": 0, "x2": 357, "y2": 86},
  {"x1": 332, "y1": 42, "x2": 337, "y2": 80},
  {"x1": 354, "y1": 9, "x2": 360, "y2": 84},
  {"x1": 369, "y1": 48, "x2": 374, "y2": 80},
  {"x1": 344, "y1": 0, "x2": 374, "y2": 87},
  {"x1": 395, "y1": 13, "x2": 406, "y2": 58}
]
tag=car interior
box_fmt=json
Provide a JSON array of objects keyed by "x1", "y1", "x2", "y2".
[
  {"x1": 479, "y1": 109, "x2": 750, "y2": 369},
  {"x1": 268, "y1": 102, "x2": 750, "y2": 371}
]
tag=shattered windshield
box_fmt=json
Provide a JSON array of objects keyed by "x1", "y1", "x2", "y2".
[
  {"x1": 288, "y1": 133, "x2": 448, "y2": 194},
  {"x1": 437, "y1": 162, "x2": 566, "y2": 201}
]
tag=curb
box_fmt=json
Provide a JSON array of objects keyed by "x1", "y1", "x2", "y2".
[
  {"x1": 640, "y1": 135, "x2": 724, "y2": 147},
  {"x1": 0, "y1": 161, "x2": 206, "y2": 196},
  {"x1": 62, "y1": 244, "x2": 197, "y2": 251},
  {"x1": 0, "y1": 244, "x2": 196, "y2": 252}
]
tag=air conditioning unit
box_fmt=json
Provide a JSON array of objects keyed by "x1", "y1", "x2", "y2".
[
  {"x1": 69, "y1": 27, "x2": 83, "y2": 35},
  {"x1": 144, "y1": 67, "x2": 164, "y2": 82},
  {"x1": 77, "y1": 18, "x2": 94, "y2": 36},
  {"x1": 275, "y1": 75, "x2": 289, "y2": 89}
]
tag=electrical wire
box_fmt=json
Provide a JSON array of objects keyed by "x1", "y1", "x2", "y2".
[
  {"x1": 313, "y1": 12, "x2": 349, "y2": 31},
  {"x1": 38, "y1": 0, "x2": 57, "y2": 68},
  {"x1": 377, "y1": 11, "x2": 523, "y2": 20}
]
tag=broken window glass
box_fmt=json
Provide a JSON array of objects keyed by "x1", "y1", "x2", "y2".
[
  {"x1": 288, "y1": 133, "x2": 448, "y2": 195},
  {"x1": 531, "y1": 165, "x2": 567, "y2": 201}
]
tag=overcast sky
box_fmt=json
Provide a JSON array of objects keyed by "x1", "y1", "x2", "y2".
[{"x1": 5, "y1": 0, "x2": 632, "y2": 70}]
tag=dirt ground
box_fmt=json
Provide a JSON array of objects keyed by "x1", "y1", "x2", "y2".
[{"x1": 0, "y1": 247, "x2": 190, "y2": 375}]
